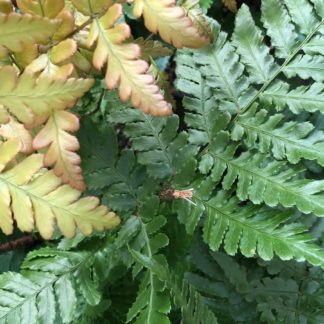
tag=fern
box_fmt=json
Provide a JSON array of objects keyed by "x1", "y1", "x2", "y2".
[
  {"x1": 175, "y1": 0, "x2": 324, "y2": 267},
  {"x1": 0, "y1": 247, "x2": 102, "y2": 323},
  {"x1": 130, "y1": 244, "x2": 219, "y2": 324},
  {"x1": 0, "y1": 139, "x2": 119, "y2": 238},
  {"x1": 79, "y1": 119, "x2": 157, "y2": 212},
  {"x1": 233, "y1": 105, "x2": 324, "y2": 166},
  {"x1": 4, "y1": 0, "x2": 324, "y2": 323},
  {"x1": 127, "y1": 217, "x2": 170, "y2": 323},
  {"x1": 108, "y1": 104, "x2": 197, "y2": 183}
]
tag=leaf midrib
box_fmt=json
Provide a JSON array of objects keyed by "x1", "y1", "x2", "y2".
[{"x1": 232, "y1": 18, "x2": 324, "y2": 122}]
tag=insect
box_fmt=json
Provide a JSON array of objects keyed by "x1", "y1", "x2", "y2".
[{"x1": 161, "y1": 188, "x2": 197, "y2": 206}]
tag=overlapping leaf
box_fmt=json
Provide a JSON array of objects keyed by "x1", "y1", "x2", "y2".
[
  {"x1": 33, "y1": 110, "x2": 85, "y2": 191},
  {"x1": 17, "y1": 0, "x2": 65, "y2": 18},
  {"x1": 0, "y1": 12, "x2": 59, "y2": 52},
  {"x1": 127, "y1": 217, "x2": 170, "y2": 323},
  {"x1": 233, "y1": 105, "x2": 324, "y2": 166},
  {"x1": 108, "y1": 104, "x2": 197, "y2": 183},
  {"x1": 0, "y1": 139, "x2": 120, "y2": 239},
  {"x1": 79, "y1": 120, "x2": 154, "y2": 212},
  {"x1": 174, "y1": 183, "x2": 324, "y2": 267},
  {"x1": 87, "y1": 4, "x2": 172, "y2": 116},
  {"x1": 131, "y1": 0, "x2": 210, "y2": 48},
  {"x1": 0, "y1": 65, "x2": 93, "y2": 124},
  {"x1": 0, "y1": 248, "x2": 102, "y2": 324}
]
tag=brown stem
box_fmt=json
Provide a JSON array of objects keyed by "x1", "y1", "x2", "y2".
[{"x1": 0, "y1": 235, "x2": 38, "y2": 253}]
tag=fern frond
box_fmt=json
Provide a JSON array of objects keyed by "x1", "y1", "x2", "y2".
[
  {"x1": 0, "y1": 248, "x2": 102, "y2": 324},
  {"x1": 0, "y1": 117, "x2": 32, "y2": 154},
  {"x1": 175, "y1": 186, "x2": 324, "y2": 266},
  {"x1": 284, "y1": 0, "x2": 318, "y2": 34},
  {"x1": 176, "y1": 1, "x2": 324, "y2": 217},
  {"x1": 127, "y1": 207, "x2": 170, "y2": 323},
  {"x1": 135, "y1": 37, "x2": 173, "y2": 61},
  {"x1": 204, "y1": 136, "x2": 324, "y2": 215},
  {"x1": 178, "y1": 26, "x2": 255, "y2": 116},
  {"x1": 169, "y1": 273, "x2": 219, "y2": 324},
  {"x1": 188, "y1": 242, "x2": 256, "y2": 322},
  {"x1": 176, "y1": 52, "x2": 220, "y2": 145},
  {"x1": 261, "y1": 81, "x2": 324, "y2": 114},
  {"x1": 0, "y1": 65, "x2": 93, "y2": 124},
  {"x1": 0, "y1": 12, "x2": 59, "y2": 52},
  {"x1": 70, "y1": 0, "x2": 113, "y2": 16},
  {"x1": 131, "y1": 0, "x2": 210, "y2": 49},
  {"x1": 261, "y1": 0, "x2": 297, "y2": 58},
  {"x1": 17, "y1": 0, "x2": 65, "y2": 18},
  {"x1": 248, "y1": 276, "x2": 324, "y2": 322},
  {"x1": 199, "y1": 0, "x2": 213, "y2": 10},
  {"x1": 33, "y1": 110, "x2": 85, "y2": 191},
  {"x1": 86, "y1": 4, "x2": 171, "y2": 116},
  {"x1": 108, "y1": 105, "x2": 197, "y2": 182},
  {"x1": 26, "y1": 39, "x2": 77, "y2": 79},
  {"x1": 233, "y1": 5, "x2": 279, "y2": 84},
  {"x1": 79, "y1": 120, "x2": 155, "y2": 212},
  {"x1": 284, "y1": 54, "x2": 324, "y2": 81},
  {"x1": 0, "y1": 139, "x2": 120, "y2": 239},
  {"x1": 130, "y1": 247, "x2": 218, "y2": 324},
  {"x1": 233, "y1": 105, "x2": 324, "y2": 166}
]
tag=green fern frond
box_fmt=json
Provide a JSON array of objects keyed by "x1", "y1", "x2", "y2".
[
  {"x1": 261, "y1": 81, "x2": 324, "y2": 114},
  {"x1": 175, "y1": 51, "x2": 223, "y2": 145},
  {"x1": 205, "y1": 143, "x2": 324, "y2": 215},
  {"x1": 130, "y1": 247, "x2": 219, "y2": 324},
  {"x1": 79, "y1": 120, "x2": 153, "y2": 212},
  {"x1": 175, "y1": 0, "x2": 324, "y2": 268},
  {"x1": 177, "y1": 26, "x2": 255, "y2": 116},
  {"x1": 108, "y1": 106, "x2": 197, "y2": 184},
  {"x1": 127, "y1": 211, "x2": 170, "y2": 323},
  {"x1": 169, "y1": 273, "x2": 219, "y2": 324},
  {"x1": 261, "y1": 0, "x2": 298, "y2": 58},
  {"x1": 0, "y1": 248, "x2": 101, "y2": 324},
  {"x1": 189, "y1": 238, "x2": 324, "y2": 322},
  {"x1": 174, "y1": 182, "x2": 324, "y2": 266},
  {"x1": 233, "y1": 105, "x2": 324, "y2": 166},
  {"x1": 233, "y1": 5, "x2": 279, "y2": 84}
]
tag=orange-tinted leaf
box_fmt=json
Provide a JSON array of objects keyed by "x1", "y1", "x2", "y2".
[
  {"x1": 71, "y1": 0, "x2": 113, "y2": 16},
  {"x1": 0, "y1": 65, "x2": 93, "y2": 124},
  {"x1": 0, "y1": 105, "x2": 9, "y2": 124},
  {"x1": 33, "y1": 110, "x2": 85, "y2": 191},
  {"x1": 26, "y1": 54, "x2": 74, "y2": 79},
  {"x1": 0, "y1": 0, "x2": 13, "y2": 14},
  {"x1": 0, "y1": 13, "x2": 60, "y2": 52},
  {"x1": 17, "y1": 0, "x2": 65, "y2": 18},
  {"x1": 51, "y1": 39, "x2": 77, "y2": 64},
  {"x1": 131, "y1": 0, "x2": 210, "y2": 48},
  {"x1": 0, "y1": 140, "x2": 120, "y2": 238},
  {"x1": 223, "y1": 0, "x2": 237, "y2": 13},
  {"x1": 14, "y1": 43, "x2": 38, "y2": 68},
  {"x1": 0, "y1": 117, "x2": 33, "y2": 153},
  {"x1": 88, "y1": 4, "x2": 172, "y2": 116},
  {"x1": 53, "y1": 10, "x2": 75, "y2": 41}
]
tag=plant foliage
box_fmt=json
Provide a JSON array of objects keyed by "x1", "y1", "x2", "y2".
[{"x1": 2, "y1": 0, "x2": 324, "y2": 323}]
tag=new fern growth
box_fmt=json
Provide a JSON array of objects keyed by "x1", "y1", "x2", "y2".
[{"x1": 2, "y1": 0, "x2": 324, "y2": 323}]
